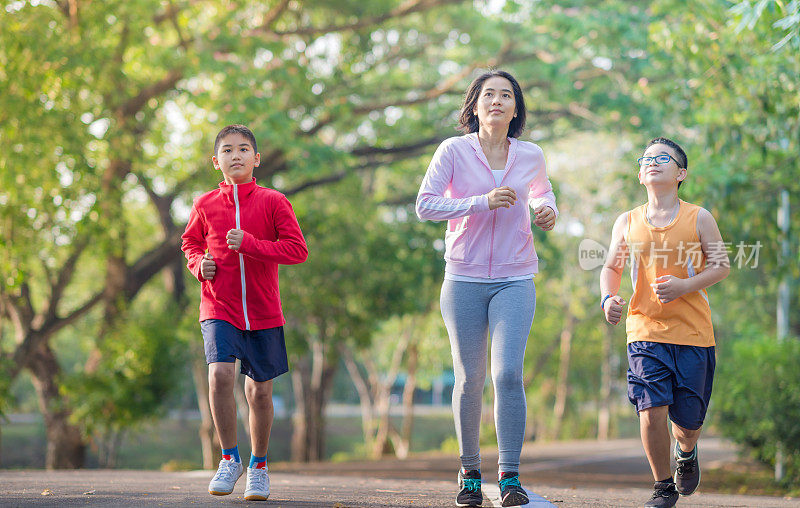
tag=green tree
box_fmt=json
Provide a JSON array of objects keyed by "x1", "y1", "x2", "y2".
[
  {"x1": 715, "y1": 336, "x2": 800, "y2": 484},
  {"x1": 628, "y1": 0, "x2": 799, "y2": 484},
  {"x1": 280, "y1": 177, "x2": 444, "y2": 460},
  {"x1": 643, "y1": 0, "x2": 800, "y2": 329},
  {"x1": 0, "y1": 0, "x2": 494, "y2": 467},
  {"x1": 61, "y1": 298, "x2": 192, "y2": 467},
  {"x1": 1, "y1": 0, "x2": 664, "y2": 468}
]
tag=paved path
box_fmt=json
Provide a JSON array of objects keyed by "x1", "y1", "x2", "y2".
[{"x1": 2, "y1": 439, "x2": 798, "y2": 507}]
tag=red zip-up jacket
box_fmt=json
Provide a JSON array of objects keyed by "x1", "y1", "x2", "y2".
[{"x1": 181, "y1": 178, "x2": 308, "y2": 331}]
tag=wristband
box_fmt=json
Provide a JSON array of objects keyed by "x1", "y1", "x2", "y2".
[{"x1": 601, "y1": 294, "x2": 613, "y2": 310}]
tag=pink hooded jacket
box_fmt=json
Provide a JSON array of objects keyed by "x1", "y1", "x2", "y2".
[{"x1": 415, "y1": 133, "x2": 558, "y2": 278}]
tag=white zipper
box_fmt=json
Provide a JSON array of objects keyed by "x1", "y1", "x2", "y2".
[{"x1": 232, "y1": 184, "x2": 250, "y2": 330}]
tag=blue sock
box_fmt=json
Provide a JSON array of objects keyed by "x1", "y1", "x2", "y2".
[
  {"x1": 249, "y1": 453, "x2": 267, "y2": 469},
  {"x1": 222, "y1": 445, "x2": 240, "y2": 463}
]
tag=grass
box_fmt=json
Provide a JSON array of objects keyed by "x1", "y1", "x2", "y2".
[
  {"x1": 0, "y1": 413, "x2": 454, "y2": 470},
  {"x1": 703, "y1": 460, "x2": 800, "y2": 498}
]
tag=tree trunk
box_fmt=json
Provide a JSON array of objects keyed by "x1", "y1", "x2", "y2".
[
  {"x1": 395, "y1": 342, "x2": 418, "y2": 459},
  {"x1": 597, "y1": 324, "x2": 613, "y2": 440},
  {"x1": 290, "y1": 337, "x2": 338, "y2": 462},
  {"x1": 552, "y1": 314, "x2": 575, "y2": 439},
  {"x1": 341, "y1": 346, "x2": 377, "y2": 452},
  {"x1": 98, "y1": 429, "x2": 125, "y2": 468},
  {"x1": 27, "y1": 343, "x2": 85, "y2": 469},
  {"x1": 192, "y1": 355, "x2": 220, "y2": 469},
  {"x1": 85, "y1": 252, "x2": 127, "y2": 374},
  {"x1": 341, "y1": 327, "x2": 412, "y2": 459},
  {"x1": 290, "y1": 363, "x2": 309, "y2": 462},
  {"x1": 234, "y1": 368, "x2": 251, "y2": 440},
  {"x1": 523, "y1": 336, "x2": 560, "y2": 441},
  {"x1": 371, "y1": 390, "x2": 392, "y2": 459}
]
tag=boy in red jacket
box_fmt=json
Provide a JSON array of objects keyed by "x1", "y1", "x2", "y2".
[{"x1": 181, "y1": 125, "x2": 308, "y2": 500}]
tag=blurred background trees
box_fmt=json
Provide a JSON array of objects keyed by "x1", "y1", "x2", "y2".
[{"x1": 1, "y1": 0, "x2": 797, "y2": 485}]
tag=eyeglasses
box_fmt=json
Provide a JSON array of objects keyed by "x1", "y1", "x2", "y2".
[{"x1": 637, "y1": 154, "x2": 681, "y2": 167}]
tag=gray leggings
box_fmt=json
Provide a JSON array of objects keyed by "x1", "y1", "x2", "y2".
[{"x1": 440, "y1": 278, "x2": 536, "y2": 473}]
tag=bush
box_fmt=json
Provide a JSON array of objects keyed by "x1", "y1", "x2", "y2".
[
  {"x1": 440, "y1": 435, "x2": 460, "y2": 454},
  {"x1": 161, "y1": 459, "x2": 199, "y2": 471},
  {"x1": 714, "y1": 336, "x2": 800, "y2": 486}
]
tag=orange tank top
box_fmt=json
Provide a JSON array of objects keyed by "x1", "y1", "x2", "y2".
[{"x1": 625, "y1": 200, "x2": 715, "y2": 347}]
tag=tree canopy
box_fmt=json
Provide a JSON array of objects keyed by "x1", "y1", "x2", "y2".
[{"x1": 0, "y1": 0, "x2": 796, "y2": 474}]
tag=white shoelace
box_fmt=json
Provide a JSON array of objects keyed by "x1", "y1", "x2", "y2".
[
  {"x1": 247, "y1": 468, "x2": 268, "y2": 491},
  {"x1": 213, "y1": 459, "x2": 239, "y2": 482}
]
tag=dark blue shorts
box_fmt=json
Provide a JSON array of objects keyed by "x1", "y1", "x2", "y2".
[
  {"x1": 201, "y1": 319, "x2": 289, "y2": 382},
  {"x1": 627, "y1": 341, "x2": 715, "y2": 430}
]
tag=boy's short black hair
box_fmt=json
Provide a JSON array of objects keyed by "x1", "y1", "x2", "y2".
[
  {"x1": 646, "y1": 137, "x2": 687, "y2": 188},
  {"x1": 214, "y1": 124, "x2": 258, "y2": 155},
  {"x1": 458, "y1": 70, "x2": 526, "y2": 138}
]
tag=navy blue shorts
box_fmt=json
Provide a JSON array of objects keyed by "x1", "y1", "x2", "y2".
[
  {"x1": 201, "y1": 319, "x2": 289, "y2": 382},
  {"x1": 627, "y1": 341, "x2": 715, "y2": 430}
]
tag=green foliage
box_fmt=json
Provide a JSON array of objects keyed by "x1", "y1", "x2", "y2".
[
  {"x1": 369, "y1": 309, "x2": 451, "y2": 390},
  {"x1": 281, "y1": 177, "x2": 444, "y2": 355},
  {"x1": 730, "y1": 0, "x2": 800, "y2": 50},
  {"x1": 0, "y1": 356, "x2": 13, "y2": 414},
  {"x1": 517, "y1": 132, "x2": 637, "y2": 440},
  {"x1": 160, "y1": 459, "x2": 198, "y2": 471},
  {"x1": 2, "y1": 0, "x2": 797, "y2": 469},
  {"x1": 646, "y1": 0, "x2": 800, "y2": 279},
  {"x1": 714, "y1": 336, "x2": 800, "y2": 484},
  {"x1": 61, "y1": 300, "x2": 192, "y2": 437},
  {"x1": 439, "y1": 434, "x2": 460, "y2": 454}
]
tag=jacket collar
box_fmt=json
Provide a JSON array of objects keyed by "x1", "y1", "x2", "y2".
[
  {"x1": 219, "y1": 177, "x2": 258, "y2": 204},
  {"x1": 466, "y1": 132, "x2": 518, "y2": 172}
]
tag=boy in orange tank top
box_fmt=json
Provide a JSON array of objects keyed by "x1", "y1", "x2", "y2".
[{"x1": 600, "y1": 138, "x2": 730, "y2": 508}]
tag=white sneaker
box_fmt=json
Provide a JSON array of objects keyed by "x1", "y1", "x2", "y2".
[
  {"x1": 208, "y1": 458, "x2": 243, "y2": 495},
  {"x1": 244, "y1": 466, "x2": 270, "y2": 501}
]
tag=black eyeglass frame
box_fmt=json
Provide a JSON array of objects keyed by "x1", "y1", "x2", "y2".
[{"x1": 637, "y1": 154, "x2": 683, "y2": 167}]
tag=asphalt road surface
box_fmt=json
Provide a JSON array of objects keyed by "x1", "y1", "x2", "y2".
[{"x1": 2, "y1": 438, "x2": 798, "y2": 507}]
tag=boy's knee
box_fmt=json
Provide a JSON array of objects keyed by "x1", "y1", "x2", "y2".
[
  {"x1": 639, "y1": 405, "x2": 669, "y2": 425},
  {"x1": 672, "y1": 421, "x2": 702, "y2": 439},
  {"x1": 246, "y1": 381, "x2": 273, "y2": 405},
  {"x1": 209, "y1": 377, "x2": 234, "y2": 394},
  {"x1": 208, "y1": 366, "x2": 235, "y2": 391},
  {"x1": 247, "y1": 390, "x2": 273, "y2": 409}
]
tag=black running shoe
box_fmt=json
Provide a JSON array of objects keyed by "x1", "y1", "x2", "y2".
[
  {"x1": 499, "y1": 472, "x2": 528, "y2": 507},
  {"x1": 644, "y1": 480, "x2": 679, "y2": 507},
  {"x1": 674, "y1": 443, "x2": 700, "y2": 496},
  {"x1": 456, "y1": 469, "x2": 482, "y2": 507}
]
